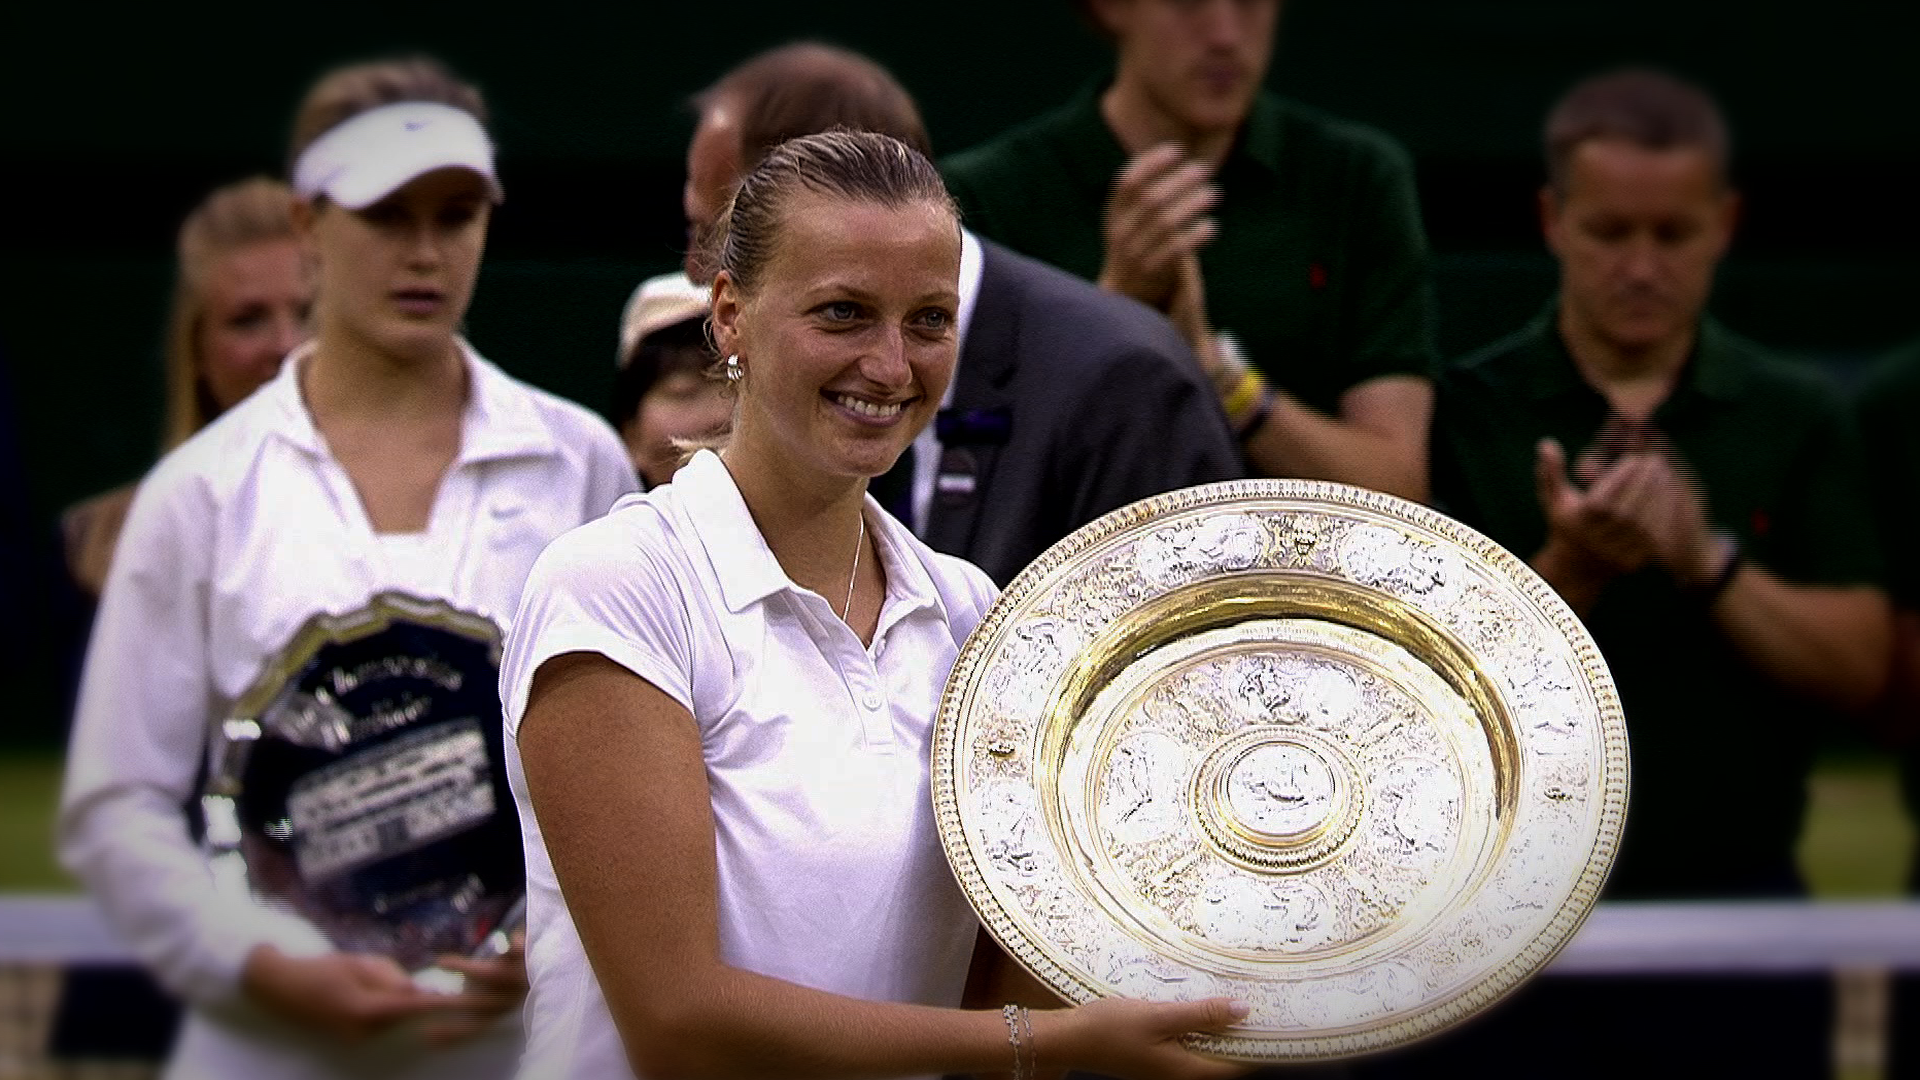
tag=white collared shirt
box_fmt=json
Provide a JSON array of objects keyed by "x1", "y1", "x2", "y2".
[
  {"x1": 500, "y1": 449, "x2": 996, "y2": 1080},
  {"x1": 906, "y1": 228, "x2": 986, "y2": 534},
  {"x1": 59, "y1": 341, "x2": 638, "y2": 1080}
]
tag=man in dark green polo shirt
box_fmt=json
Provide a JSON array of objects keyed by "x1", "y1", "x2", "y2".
[
  {"x1": 1435, "y1": 69, "x2": 1889, "y2": 899},
  {"x1": 1416, "y1": 68, "x2": 1889, "y2": 1077},
  {"x1": 942, "y1": 0, "x2": 1436, "y2": 501}
]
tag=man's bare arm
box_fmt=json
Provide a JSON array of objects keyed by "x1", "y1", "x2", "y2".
[
  {"x1": 1710, "y1": 572, "x2": 1891, "y2": 712},
  {"x1": 1241, "y1": 375, "x2": 1432, "y2": 503}
]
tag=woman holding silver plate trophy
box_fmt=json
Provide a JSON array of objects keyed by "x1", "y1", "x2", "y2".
[
  {"x1": 504, "y1": 130, "x2": 1254, "y2": 1080},
  {"x1": 511, "y1": 127, "x2": 1626, "y2": 1077},
  {"x1": 60, "y1": 58, "x2": 637, "y2": 1079}
]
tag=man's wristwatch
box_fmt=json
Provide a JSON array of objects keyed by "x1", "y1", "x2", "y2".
[{"x1": 1692, "y1": 531, "x2": 1743, "y2": 605}]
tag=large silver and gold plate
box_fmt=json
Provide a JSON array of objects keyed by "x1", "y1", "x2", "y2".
[{"x1": 933, "y1": 481, "x2": 1627, "y2": 1061}]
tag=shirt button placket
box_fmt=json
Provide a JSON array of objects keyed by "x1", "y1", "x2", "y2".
[{"x1": 851, "y1": 645, "x2": 891, "y2": 746}]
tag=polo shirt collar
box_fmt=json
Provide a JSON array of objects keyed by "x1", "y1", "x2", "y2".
[
  {"x1": 1057, "y1": 76, "x2": 1286, "y2": 189},
  {"x1": 1689, "y1": 317, "x2": 1747, "y2": 402},
  {"x1": 264, "y1": 338, "x2": 560, "y2": 464},
  {"x1": 675, "y1": 450, "x2": 790, "y2": 613},
  {"x1": 1234, "y1": 91, "x2": 1286, "y2": 175},
  {"x1": 1517, "y1": 301, "x2": 1747, "y2": 406},
  {"x1": 1056, "y1": 79, "x2": 1131, "y2": 206},
  {"x1": 674, "y1": 449, "x2": 946, "y2": 623}
]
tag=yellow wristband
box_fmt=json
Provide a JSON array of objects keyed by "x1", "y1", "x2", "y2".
[{"x1": 1221, "y1": 366, "x2": 1266, "y2": 421}]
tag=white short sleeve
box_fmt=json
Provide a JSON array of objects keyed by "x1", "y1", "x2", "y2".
[
  {"x1": 500, "y1": 505, "x2": 699, "y2": 736},
  {"x1": 934, "y1": 554, "x2": 1002, "y2": 644}
]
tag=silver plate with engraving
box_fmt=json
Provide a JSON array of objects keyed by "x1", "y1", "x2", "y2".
[
  {"x1": 932, "y1": 481, "x2": 1629, "y2": 1061},
  {"x1": 202, "y1": 592, "x2": 523, "y2": 972}
]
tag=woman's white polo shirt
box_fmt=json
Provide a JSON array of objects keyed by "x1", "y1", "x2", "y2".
[{"x1": 501, "y1": 449, "x2": 997, "y2": 1080}]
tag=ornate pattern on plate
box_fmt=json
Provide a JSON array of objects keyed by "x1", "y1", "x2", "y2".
[{"x1": 932, "y1": 481, "x2": 1627, "y2": 1061}]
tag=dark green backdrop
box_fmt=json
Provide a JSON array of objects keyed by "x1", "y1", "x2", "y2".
[{"x1": 2, "y1": 0, "x2": 1916, "y2": 740}]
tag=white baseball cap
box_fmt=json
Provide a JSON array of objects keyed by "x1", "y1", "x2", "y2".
[
  {"x1": 618, "y1": 271, "x2": 712, "y2": 367},
  {"x1": 292, "y1": 101, "x2": 503, "y2": 209}
]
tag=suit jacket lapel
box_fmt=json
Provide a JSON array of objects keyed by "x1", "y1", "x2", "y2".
[{"x1": 924, "y1": 242, "x2": 1020, "y2": 557}]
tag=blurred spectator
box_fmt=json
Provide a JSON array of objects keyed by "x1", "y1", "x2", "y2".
[
  {"x1": 943, "y1": 0, "x2": 1436, "y2": 500},
  {"x1": 611, "y1": 273, "x2": 730, "y2": 487},
  {"x1": 60, "y1": 55, "x2": 636, "y2": 1080},
  {"x1": 676, "y1": 42, "x2": 1241, "y2": 585},
  {"x1": 1417, "y1": 69, "x2": 1889, "y2": 1075},
  {"x1": 1855, "y1": 334, "x2": 1920, "y2": 1079},
  {"x1": 60, "y1": 177, "x2": 311, "y2": 601}
]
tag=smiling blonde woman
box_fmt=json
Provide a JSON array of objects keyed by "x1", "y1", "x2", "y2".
[{"x1": 505, "y1": 131, "x2": 1249, "y2": 1080}]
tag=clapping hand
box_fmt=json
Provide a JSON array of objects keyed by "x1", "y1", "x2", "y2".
[
  {"x1": 1535, "y1": 435, "x2": 1726, "y2": 607},
  {"x1": 1535, "y1": 437, "x2": 1660, "y2": 586},
  {"x1": 1099, "y1": 145, "x2": 1220, "y2": 312}
]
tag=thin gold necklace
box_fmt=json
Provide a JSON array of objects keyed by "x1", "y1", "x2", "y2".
[{"x1": 841, "y1": 513, "x2": 865, "y2": 623}]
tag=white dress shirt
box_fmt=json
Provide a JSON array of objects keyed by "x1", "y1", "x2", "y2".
[
  {"x1": 60, "y1": 341, "x2": 638, "y2": 1080},
  {"x1": 906, "y1": 228, "x2": 987, "y2": 534},
  {"x1": 500, "y1": 449, "x2": 996, "y2": 1080}
]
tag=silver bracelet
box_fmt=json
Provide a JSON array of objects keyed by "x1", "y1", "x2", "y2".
[
  {"x1": 1017, "y1": 1004, "x2": 1036, "y2": 1077},
  {"x1": 1001, "y1": 1003, "x2": 1034, "y2": 1080}
]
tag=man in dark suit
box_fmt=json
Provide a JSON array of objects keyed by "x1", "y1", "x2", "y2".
[{"x1": 673, "y1": 43, "x2": 1243, "y2": 585}]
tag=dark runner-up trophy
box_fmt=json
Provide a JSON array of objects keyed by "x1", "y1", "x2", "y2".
[
  {"x1": 934, "y1": 481, "x2": 1630, "y2": 1061},
  {"x1": 202, "y1": 592, "x2": 523, "y2": 974}
]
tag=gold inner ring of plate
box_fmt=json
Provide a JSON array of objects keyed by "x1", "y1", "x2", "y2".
[
  {"x1": 1035, "y1": 571, "x2": 1520, "y2": 826},
  {"x1": 1194, "y1": 727, "x2": 1363, "y2": 874},
  {"x1": 1055, "y1": 616, "x2": 1503, "y2": 975}
]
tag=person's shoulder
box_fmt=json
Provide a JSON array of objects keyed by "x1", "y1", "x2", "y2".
[
  {"x1": 528, "y1": 489, "x2": 688, "y2": 599},
  {"x1": 925, "y1": 547, "x2": 1001, "y2": 634},
  {"x1": 138, "y1": 379, "x2": 286, "y2": 508},
  {"x1": 942, "y1": 99, "x2": 1087, "y2": 192},
  {"x1": 1271, "y1": 95, "x2": 1416, "y2": 177},
  {"x1": 985, "y1": 242, "x2": 1163, "y2": 329},
  {"x1": 1710, "y1": 323, "x2": 1847, "y2": 414},
  {"x1": 1855, "y1": 337, "x2": 1920, "y2": 416},
  {"x1": 1443, "y1": 317, "x2": 1553, "y2": 390},
  {"x1": 984, "y1": 241, "x2": 1191, "y2": 364},
  {"x1": 484, "y1": 359, "x2": 629, "y2": 462}
]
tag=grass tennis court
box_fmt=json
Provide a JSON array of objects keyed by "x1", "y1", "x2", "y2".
[{"x1": 0, "y1": 752, "x2": 69, "y2": 893}]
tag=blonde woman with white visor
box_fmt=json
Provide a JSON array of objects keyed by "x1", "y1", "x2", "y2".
[{"x1": 59, "y1": 57, "x2": 637, "y2": 1080}]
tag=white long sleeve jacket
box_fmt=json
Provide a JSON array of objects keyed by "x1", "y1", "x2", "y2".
[{"x1": 60, "y1": 342, "x2": 638, "y2": 1080}]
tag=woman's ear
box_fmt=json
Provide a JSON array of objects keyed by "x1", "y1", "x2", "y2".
[{"x1": 709, "y1": 270, "x2": 743, "y2": 357}]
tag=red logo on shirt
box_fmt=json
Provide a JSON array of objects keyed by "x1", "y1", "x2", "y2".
[
  {"x1": 1751, "y1": 509, "x2": 1770, "y2": 537},
  {"x1": 1308, "y1": 263, "x2": 1328, "y2": 290}
]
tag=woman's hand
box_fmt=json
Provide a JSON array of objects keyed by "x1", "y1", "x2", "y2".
[
  {"x1": 1031, "y1": 996, "x2": 1252, "y2": 1080},
  {"x1": 240, "y1": 945, "x2": 455, "y2": 1041},
  {"x1": 421, "y1": 934, "x2": 530, "y2": 1047}
]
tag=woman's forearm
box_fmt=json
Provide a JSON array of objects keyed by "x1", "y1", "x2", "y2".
[{"x1": 624, "y1": 967, "x2": 1025, "y2": 1080}]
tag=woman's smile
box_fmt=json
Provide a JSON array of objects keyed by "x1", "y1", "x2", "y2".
[{"x1": 827, "y1": 390, "x2": 914, "y2": 425}]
